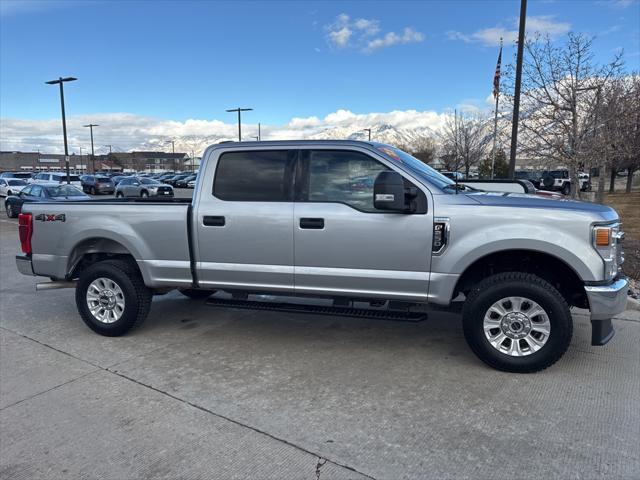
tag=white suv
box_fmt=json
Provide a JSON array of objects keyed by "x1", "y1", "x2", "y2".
[{"x1": 31, "y1": 172, "x2": 82, "y2": 187}]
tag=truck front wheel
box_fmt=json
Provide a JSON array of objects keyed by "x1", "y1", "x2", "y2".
[
  {"x1": 462, "y1": 272, "x2": 572, "y2": 373},
  {"x1": 76, "y1": 259, "x2": 152, "y2": 336}
]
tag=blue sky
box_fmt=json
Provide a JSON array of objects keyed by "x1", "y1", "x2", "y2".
[{"x1": 0, "y1": 0, "x2": 638, "y2": 152}]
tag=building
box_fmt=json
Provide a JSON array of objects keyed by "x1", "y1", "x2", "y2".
[
  {"x1": 0, "y1": 150, "x2": 190, "y2": 173},
  {"x1": 0, "y1": 151, "x2": 89, "y2": 172}
]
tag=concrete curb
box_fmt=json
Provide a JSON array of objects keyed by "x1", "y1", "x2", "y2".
[{"x1": 627, "y1": 296, "x2": 640, "y2": 312}]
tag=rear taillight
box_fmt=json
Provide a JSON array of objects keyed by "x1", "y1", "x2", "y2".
[{"x1": 18, "y1": 213, "x2": 33, "y2": 254}]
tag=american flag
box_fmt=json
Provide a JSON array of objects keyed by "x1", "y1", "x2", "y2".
[{"x1": 493, "y1": 44, "x2": 502, "y2": 99}]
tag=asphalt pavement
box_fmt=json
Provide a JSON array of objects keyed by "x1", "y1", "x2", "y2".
[{"x1": 0, "y1": 192, "x2": 639, "y2": 479}]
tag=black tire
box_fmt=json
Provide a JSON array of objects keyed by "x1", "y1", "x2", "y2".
[
  {"x1": 90, "y1": 186, "x2": 96, "y2": 195},
  {"x1": 179, "y1": 288, "x2": 216, "y2": 300},
  {"x1": 75, "y1": 259, "x2": 152, "y2": 336},
  {"x1": 116, "y1": 192, "x2": 124, "y2": 198},
  {"x1": 6, "y1": 202, "x2": 17, "y2": 218},
  {"x1": 141, "y1": 190, "x2": 149, "y2": 198},
  {"x1": 561, "y1": 183, "x2": 571, "y2": 196},
  {"x1": 462, "y1": 272, "x2": 572, "y2": 373}
]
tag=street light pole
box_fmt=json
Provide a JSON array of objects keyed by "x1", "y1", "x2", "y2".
[
  {"x1": 364, "y1": 128, "x2": 372, "y2": 141},
  {"x1": 45, "y1": 76, "x2": 77, "y2": 183},
  {"x1": 83, "y1": 124, "x2": 99, "y2": 173},
  {"x1": 226, "y1": 107, "x2": 253, "y2": 141}
]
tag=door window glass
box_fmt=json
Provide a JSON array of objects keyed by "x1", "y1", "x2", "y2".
[
  {"x1": 306, "y1": 150, "x2": 389, "y2": 212},
  {"x1": 213, "y1": 150, "x2": 293, "y2": 201}
]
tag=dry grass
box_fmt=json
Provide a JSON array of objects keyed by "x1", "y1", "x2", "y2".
[
  {"x1": 604, "y1": 192, "x2": 640, "y2": 242},
  {"x1": 604, "y1": 192, "x2": 640, "y2": 280}
]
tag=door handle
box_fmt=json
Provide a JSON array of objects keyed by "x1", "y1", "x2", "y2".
[
  {"x1": 300, "y1": 217, "x2": 324, "y2": 229},
  {"x1": 203, "y1": 215, "x2": 225, "y2": 226}
]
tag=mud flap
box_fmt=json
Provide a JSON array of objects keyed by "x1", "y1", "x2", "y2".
[{"x1": 591, "y1": 319, "x2": 615, "y2": 346}]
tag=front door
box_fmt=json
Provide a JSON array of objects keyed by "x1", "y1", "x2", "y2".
[
  {"x1": 195, "y1": 148, "x2": 296, "y2": 292},
  {"x1": 293, "y1": 148, "x2": 433, "y2": 301}
]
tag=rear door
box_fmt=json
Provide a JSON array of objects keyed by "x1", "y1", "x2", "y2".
[
  {"x1": 195, "y1": 148, "x2": 296, "y2": 292},
  {"x1": 293, "y1": 147, "x2": 433, "y2": 301}
]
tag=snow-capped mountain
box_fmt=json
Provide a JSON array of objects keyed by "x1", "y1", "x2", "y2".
[{"x1": 308, "y1": 123, "x2": 437, "y2": 146}]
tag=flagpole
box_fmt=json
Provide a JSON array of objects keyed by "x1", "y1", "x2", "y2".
[{"x1": 491, "y1": 37, "x2": 503, "y2": 179}]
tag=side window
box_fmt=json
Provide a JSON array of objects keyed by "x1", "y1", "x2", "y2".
[
  {"x1": 0, "y1": 180, "x2": 5, "y2": 186},
  {"x1": 21, "y1": 186, "x2": 32, "y2": 196},
  {"x1": 119, "y1": 179, "x2": 130, "y2": 186},
  {"x1": 213, "y1": 150, "x2": 294, "y2": 201},
  {"x1": 303, "y1": 150, "x2": 390, "y2": 212},
  {"x1": 30, "y1": 185, "x2": 43, "y2": 197}
]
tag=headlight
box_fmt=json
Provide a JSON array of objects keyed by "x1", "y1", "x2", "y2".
[
  {"x1": 592, "y1": 224, "x2": 624, "y2": 280},
  {"x1": 147, "y1": 186, "x2": 158, "y2": 192}
]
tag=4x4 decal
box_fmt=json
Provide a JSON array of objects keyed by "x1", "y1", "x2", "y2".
[{"x1": 34, "y1": 213, "x2": 66, "y2": 222}]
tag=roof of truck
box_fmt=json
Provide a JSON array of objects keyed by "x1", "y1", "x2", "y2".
[{"x1": 209, "y1": 139, "x2": 382, "y2": 148}]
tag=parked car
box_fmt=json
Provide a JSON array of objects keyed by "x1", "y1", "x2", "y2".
[
  {"x1": 187, "y1": 179, "x2": 197, "y2": 188},
  {"x1": 111, "y1": 175, "x2": 129, "y2": 186},
  {"x1": 176, "y1": 174, "x2": 197, "y2": 188},
  {"x1": 30, "y1": 172, "x2": 82, "y2": 187},
  {"x1": 541, "y1": 170, "x2": 590, "y2": 195},
  {"x1": 5, "y1": 183, "x2": 90, "y2": 218},
  {"x1": 0, "y1": 178, "x2": 28, "y2": 197},
  {"x1": 115, "y1": 177, "x2": 174, "y2": 198},
  {"x1": 81, "y1": 175, "x2": 115, "y2": 195},
  {"x1": 166, "y1": 174, "x2": 191, "y2": 186},
  {"x1": 515, "y1": 170, "x2": 543, "y2": 189},
  {"x1": 1, "y1": 171, "x2": 34, "y2": 180},
  {"x1": 16, "y1": 140, "x2": 628, "y2": 373}
]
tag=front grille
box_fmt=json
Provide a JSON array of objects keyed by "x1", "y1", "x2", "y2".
[{"x1": 157, "y1": 187, "x2": 173, "y2": 194}]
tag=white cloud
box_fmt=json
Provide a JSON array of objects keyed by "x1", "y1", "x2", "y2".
[
  {"x1": 448, "y1": 15, "x2": 571, "y2": 47},
  {"x1": 364, "y1": 28, "x2": 425, "y2": 53},
  {"x1": 0, "y1": 108, "x2": 450, "y2": 154},
  {"x1": 325, "y1": 13, "x2": 424, "y2": 53}
]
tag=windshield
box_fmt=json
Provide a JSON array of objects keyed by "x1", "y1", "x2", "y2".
[
  {"x1": 140, "y1": 177, "x2": 160, "y2": 185},
  {"x1": 5, "y1": 172, "x2": 32, "y2": 179},
  {"x1": 46, "y1": 185, "x2": 86, "y2": 197},
  {"x1": 8, "y1": 179, "x2": 27, "y2": 186},
  {"x1": 374, "y1": 144, "x2": 455, "y2": 191},
  {"x1": 55, "y1": 175, "x2": 81, "y2": 182}
]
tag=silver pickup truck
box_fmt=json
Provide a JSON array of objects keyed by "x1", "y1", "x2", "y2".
[{"x1": 15, "y1": 140, "x2": 628, "y2": 372}]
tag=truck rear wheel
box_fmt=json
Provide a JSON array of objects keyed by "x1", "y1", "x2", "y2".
[
  {"x1": 179, "y1": 288, "x2": 216, "y2": 300},
  {"x1": 76, "y1": 259, "x2": 152, "y2": 336},
  {"x1": 462, "y1": 272, "x2": 572, "y2": 373}
]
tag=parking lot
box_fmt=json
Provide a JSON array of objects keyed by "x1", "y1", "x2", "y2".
[{"x1": 1, "y1": 201, "x2": 639, "y2": 479}]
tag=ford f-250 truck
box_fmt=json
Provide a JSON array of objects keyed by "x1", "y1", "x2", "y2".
[{"x1": 15, "y1": 140, "x2": 628, "y2": 372}]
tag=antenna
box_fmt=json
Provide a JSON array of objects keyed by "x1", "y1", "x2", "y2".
[{"x1": 454, "y1": 109, "x2": 459, "y2": 194}]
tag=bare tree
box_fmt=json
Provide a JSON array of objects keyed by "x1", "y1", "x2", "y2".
[
  {"x1": 509, "y1": 33, "x2": 623, "y2": 198},
  {"x1": 439, "y1": 111, "x2": 492, "y2": 177},
  {"x1": 398, "y1": 136, "x2": 437, "y2": 165}
]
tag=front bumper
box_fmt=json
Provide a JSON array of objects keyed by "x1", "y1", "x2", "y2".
[
  {"x1": 16, "y1": 255, "x2": 34, "y2": 276},
  {"x1": 584, "y1": 277, "x2": 629, "y2": 346}
]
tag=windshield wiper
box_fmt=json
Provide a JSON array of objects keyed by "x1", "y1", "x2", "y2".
[{"x1": 443, "y1": 184, "x2": 474, "y2": 192}]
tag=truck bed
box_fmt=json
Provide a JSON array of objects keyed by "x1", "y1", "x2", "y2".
[{"x1": 23, "y1": 200, "x2": 194, "y2": 288}]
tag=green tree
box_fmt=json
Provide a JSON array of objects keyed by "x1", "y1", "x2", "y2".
[{"x1": 478, "y1": 149, "x2": 508, "y2": 178}]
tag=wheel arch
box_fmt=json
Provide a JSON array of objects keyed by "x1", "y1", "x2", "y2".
[
  {"x1": 453, "y1": 248, "x2": 589, "y2": 309},
  {"x1": 67, "y1": 237, "x2": 146, "y2": 282}
]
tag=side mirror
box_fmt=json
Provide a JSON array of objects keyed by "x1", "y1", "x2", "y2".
[{"x1": 374, "y1": 171, "x2": 408, "y2": 212}]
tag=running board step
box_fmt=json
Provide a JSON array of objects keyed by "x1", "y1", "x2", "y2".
[{"x1": 205, "y1": 297, "x2": 428, "y2": 323}]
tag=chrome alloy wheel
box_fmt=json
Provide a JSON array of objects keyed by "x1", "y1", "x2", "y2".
[
  {"x1": 483, "y1": 296, "x2": 551, "y2": 357},
  {"x1": 86, "y1": 277, "x2": 126, "y2": 323}
]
